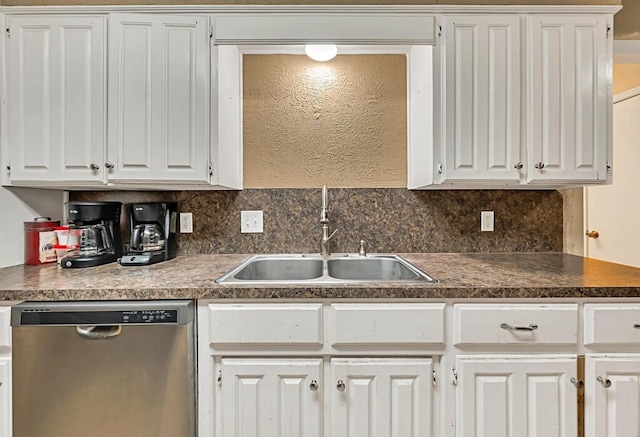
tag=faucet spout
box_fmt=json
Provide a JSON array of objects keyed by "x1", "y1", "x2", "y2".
[
  {"x1": 319, "y1": 185, "x2": 338, "y2": 256},
  {"x1": 320, "y1": 185, "x2": 329, "y2": 223}
]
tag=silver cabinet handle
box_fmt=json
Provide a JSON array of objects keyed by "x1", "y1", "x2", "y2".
[
  {"x1": 309, "y1": 380, "x2": 319, "y2": 391},
  {"x1": 336, "y1": 380, "x2": 346, "y2": 392},
  {"x1": 105, "y1": 161, "x2": 114, "y2": 169},
  {"x1": 570, "y1": 377, "x2": 584, "y2": 389},
  {"x1": 500, "y1": 323, "x2": 538, "y2": 332},
  {"x1": 76, "y1": 325, "x2": 122, "y2": 340},
  {"x1": 597, "y1": 376, "x2": 612, "y2": 388},
  {"x1": 634, "y1": 323, "x2": 640, "y2": 329},
  {"x1": 89, "y1": 163, "x2": 100, "y2": 171},
  {"x1": 534, "y1": 162, "x2": 545, "y2": 170},
  {"x1": 514, "y1": 162, "x2": 523, "y2": 169}
]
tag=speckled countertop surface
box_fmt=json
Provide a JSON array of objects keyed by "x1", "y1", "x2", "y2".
[{"x1": 2, "y1": 253, "x2": 640, "y2": 301}]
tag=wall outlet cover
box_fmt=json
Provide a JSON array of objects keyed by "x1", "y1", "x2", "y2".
[{"x1": 180, "y1": 212, "x2": 193, "y2": 233}]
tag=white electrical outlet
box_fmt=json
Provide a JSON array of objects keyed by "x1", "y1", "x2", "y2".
[
  {"x1": 241, "y1": 210, "x2": 264, "y2": 233},
  {"x1": 481, "y1": 211, "x2": 494, "y2": 232},
  {"x1": 180, "y1": 212, "x2": 193, "y2": 233}
]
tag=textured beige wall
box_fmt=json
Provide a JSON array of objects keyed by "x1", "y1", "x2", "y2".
[
  {"x1": 614, "y1": 64, "x2": 640, "y2": 95},
  {"x1": 243, "y1": 54, "x2": 407, "y2": 188}
]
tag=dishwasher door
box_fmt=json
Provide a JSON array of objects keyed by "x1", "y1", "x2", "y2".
[{"x1": 11, "y1": 300, "x2": 196, "y2": 437}]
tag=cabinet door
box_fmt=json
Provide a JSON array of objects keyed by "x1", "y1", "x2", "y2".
[
  {"x1": 7, "y1": 15, "x2": 106, "y2": 184},
  {"x1": 526, "y1": 16, "x2": 609, "y2": 184},
  {"x1": 220, "y1": 358, "x2": 322, "y2": 437},
  {"x1": 108, "y1": 14, "x2": 210, "y2": 184},
  {"x1": 456, "y1": 355, "x2": 577, "y2": 437},
  {"x1": 0, "y1": 358, "x2": 11, "y2": 437},
  {"x1": 331, "y1": 358, "x2": 433, "y2": 437},
  {"x1": 586, "y1": 355, "x2": 640, "y2": 437},
  {"x1": 439, "y1": 16, "x2": 521, "y2": 184}
]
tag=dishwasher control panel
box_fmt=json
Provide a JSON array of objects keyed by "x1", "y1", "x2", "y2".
[
  {"x1": 11, "y1": 300, "x2": 194, "y2": 327},
  {"x1": 18, "y1": 309, "x2": 179, "y2": 325},
  {"x1": 122, "y1": 310, "x2": 178, "y2": 323}
]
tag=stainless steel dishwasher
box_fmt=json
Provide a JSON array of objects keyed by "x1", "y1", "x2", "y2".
[{"x1": 11, "y1": 300, "x2": 196, "y2": 437}]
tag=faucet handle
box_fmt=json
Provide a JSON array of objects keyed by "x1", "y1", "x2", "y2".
[{"x1": 358, "y1": 239, "x2": 367, "y2": 257}]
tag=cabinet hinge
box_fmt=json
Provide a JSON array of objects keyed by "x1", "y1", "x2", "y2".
[
  {"x1": 451, "y1": 367, "x2": 458, "y2": 386},
  {"x1": 217, "y1": 369, "x2": 222, "y2": 387},
  {"x1": 606, "y1": 25, "x2": 611, "y2": 39},
  {"x1": 209, "y1": 24, "x2": 214, "y2": 39},
  {"x1": 437, "y1": 25, "x2": 442, "y2": 37},
  {"x1": 5, "y1": 28, "x2": 9, "y2": 38},
  {"x1": 208, "y1": 163, "x2": 213, "y2": 177},
  {"x1": 437, "y1": 162, "x2": 443, "y2": 175},
  {"x1": 606, "y1": 162, "x2": 612, "y2": 173},
  {"x1": 432, "y1": 369, "x2": 437, "y2": 387}
]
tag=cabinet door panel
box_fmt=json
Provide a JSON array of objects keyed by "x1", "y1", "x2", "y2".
[
  {"x1": 331, "y1": 358, "x2": 433, "y2": 437},
  {"x1": 108, "y1": 14, "x2": 209, "y2": 183},
  {"x1": 8, "y1": 16, "x2": 106, "y2": 184},
  {"x1": 586, "y1": 355, "x2": 640, "y2": 437},
  {"x1": 441, "y1": 16, "x2": 520, "y2": 184},
  {"x1": 120, "y1": 22, "x2": 153, "y2": 170},
  {"x1": 456, "y1": 355, "x2": 577, "y2": 437},
  {"x1": 0, "y1": 358, "x2": 10, "y2": 437},
  {"x1": 220, "y1": 358, "x2": 322, "y2": 437},
  {"x1": 527, "y1": 16, "x2": 608, "y2": 183}
]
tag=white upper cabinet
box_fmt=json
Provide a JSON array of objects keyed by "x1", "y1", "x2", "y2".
[
  {"x1": 6, "y1": 15, "x2": 107, "y2": 186},
  {"x1": 526, "y1": 15, "x2": 610, "y2": 184},
  {"x1": 412, "y1": 11, "x2": 613, "y2": 189},
  {"x1": 107, "y1": 14, "x2": 210, "y2": 184},
  {"x1": 437, "y1": 15, "x2": 521, "y2": 185}
]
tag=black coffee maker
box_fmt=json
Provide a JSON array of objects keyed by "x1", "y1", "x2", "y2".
[
  {"x1": 120, "y1": 202, "x2": 178, "y2": 266},
  {"x1": 61, "y1": 201, "x2": 123, "y2": 269}
]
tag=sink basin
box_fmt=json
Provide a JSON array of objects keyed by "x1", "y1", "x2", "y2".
[
  {"x1": 232, "y1": 258, "x2": 323, "y2": 281},
  {"x1": 327, "y1": 257, "x2": 429, "y2": 281},
  {"x1": 216, "y1": 254, "x2": 436, "y2": 284}
]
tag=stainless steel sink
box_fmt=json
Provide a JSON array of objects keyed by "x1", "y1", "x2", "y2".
[
  {"x1": 231, "y1": 257, "x2": 323, "y2": 281},
  {"x1": 216, "y1": 254, "x2": 436, "y2": 284},
  {"x1": 327, "y1": 257, "x2": 429, "y2": 281}
]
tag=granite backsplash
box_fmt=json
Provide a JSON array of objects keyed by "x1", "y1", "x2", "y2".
[{"x1": 70, "y1": 189, "x2": 563, "y2": 254}]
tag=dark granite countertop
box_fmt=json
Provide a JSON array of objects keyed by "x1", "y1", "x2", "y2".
[{"x1": 1, "y1": 253, "x2": 640, "y2": 301}]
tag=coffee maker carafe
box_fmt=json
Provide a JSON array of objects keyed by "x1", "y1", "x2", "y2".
[
  {"x1": 61, "y1": 201, "x2": 123, "y2": 268},
  {"x1": 120, "y1": 202, "x2": 177, "y2": 266}
]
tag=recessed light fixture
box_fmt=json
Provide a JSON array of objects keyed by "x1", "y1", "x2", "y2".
[{"x1": 304, "y1": 44, "x2": 338, "y2": 62}]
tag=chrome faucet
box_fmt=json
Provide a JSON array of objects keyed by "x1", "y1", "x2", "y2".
[{"x1": 320, "y1": 185, "x2": 338, "y2": 256}]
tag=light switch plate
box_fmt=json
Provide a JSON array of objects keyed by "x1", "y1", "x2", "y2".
[
  {"x1": 241, "y1": 210, "x2": 264, "y2": 233},
  {"x1": 481, "y1": 211, "x2": 494, "y2": 232}
]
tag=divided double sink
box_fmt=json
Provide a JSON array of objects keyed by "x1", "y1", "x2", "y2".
[{"x1": 216, "y1": 254, "x2": 437, "y2": 284}]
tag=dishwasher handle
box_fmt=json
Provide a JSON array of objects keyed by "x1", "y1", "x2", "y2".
[{"x1": 76, "y1": 325, "x2": 122, "y2": 340}]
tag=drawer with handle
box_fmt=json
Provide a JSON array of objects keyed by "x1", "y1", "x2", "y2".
[
  {"x1": 584, "y1": 304, "x2": 640, "y2": 346},
  {"x1": 453, "y1": 304, "x2": 578, "y2": 346}
]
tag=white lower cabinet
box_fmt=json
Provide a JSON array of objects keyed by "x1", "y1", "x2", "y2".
[
  {"x1": 455, "y1": 355, "x2": 578, "y2": 437},
  {"x1": 220, "y1": 358, "x2": 323, "y2": 437},
  {"x1": 216, "y1": 357, "x2": 434, "y2": 437},
  {"x1": 0, "y1": 358, "x2": 11, "y2": 437},
  {"x1": 585, "y1": 355, "x2": 640, "y2": 437},
  {"x1": 331, "y1": 358, "x2": 433, "y2": 437},
  {"x1": 204, "y1": 301, "x2": 640, "y2": 437}
]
